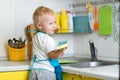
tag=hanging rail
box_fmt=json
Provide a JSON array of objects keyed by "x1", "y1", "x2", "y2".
[{"x1": 71, "y1": 0, "x2": 119, "y2": 7}]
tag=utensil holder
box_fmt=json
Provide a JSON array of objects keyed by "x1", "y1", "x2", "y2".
[{"x1": 7, "y1": 45, "x2": 26, "y2": 61}]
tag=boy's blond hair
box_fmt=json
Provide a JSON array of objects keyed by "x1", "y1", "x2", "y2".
[{"x1": 33, "y1": 6, "x2": 55, "y2": 27}]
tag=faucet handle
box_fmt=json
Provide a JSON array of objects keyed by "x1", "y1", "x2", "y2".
[{"x1": 89, "y1": 39, "x2": 94, "y2": 43}]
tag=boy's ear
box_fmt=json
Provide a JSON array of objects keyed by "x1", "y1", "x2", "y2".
[{"x1": 37, "y1": 23, "x2": 42, "y2": 29}]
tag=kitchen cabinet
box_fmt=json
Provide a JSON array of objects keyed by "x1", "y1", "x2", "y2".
[
  {"x1": 0, "y1": 70, "x2": 29, "y2": 80},
  {"x1": 62, "y1": 72, "x2": 82, "y2": 80},
  {"x1": 62, "y1": 72, "x2": 101, "y2": 80},
  {"x1": 82, "y1": 76, "x2": 101, "y2": 80}
]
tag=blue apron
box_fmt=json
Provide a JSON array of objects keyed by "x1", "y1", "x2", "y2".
[
  {"x1": 30, "y1": 55, "x2": 62, "y2": 80},
  {"x1": 49, "y1": 58, "x2": 62, "y2": 80},
  {"x1": 29, "y1": 31, "x2": 62, "y2": 80}
]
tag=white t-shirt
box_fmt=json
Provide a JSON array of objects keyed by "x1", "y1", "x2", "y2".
[{"x1": 32, "y1": 32, "x2": 57, "y2": 72}]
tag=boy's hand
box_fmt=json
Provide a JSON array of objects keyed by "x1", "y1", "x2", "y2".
[{"x1": 57, "y1": 46, "x2": 68, "y2": 56}]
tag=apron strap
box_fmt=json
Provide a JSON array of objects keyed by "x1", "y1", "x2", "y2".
[{"x1": 29, "y1": 55, "x2": 48, "y2": 77}]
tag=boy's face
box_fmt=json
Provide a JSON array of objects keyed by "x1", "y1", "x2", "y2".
[{"x1": 37, "y1": 14, "x2": 57, "y2": 34}]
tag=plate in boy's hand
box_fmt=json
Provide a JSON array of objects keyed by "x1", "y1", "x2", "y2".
[{"x1": 57, "y1": 40, "x2": 68, "y2": 50}]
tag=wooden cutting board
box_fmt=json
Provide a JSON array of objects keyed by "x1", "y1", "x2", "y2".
[{"x1": 98, "y1": 5, "x2": 112, "y2": 35}]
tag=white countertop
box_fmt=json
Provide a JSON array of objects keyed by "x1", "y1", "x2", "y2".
[
  {"x1": 0, "y1": 60, "x2": 119, "y2": 80},
  {"x1": 0, "y1": 60, "x2": 30, "y2": 72},
  {"x1": 62, "y1": 64, "x2": 119, "y2": 80}
]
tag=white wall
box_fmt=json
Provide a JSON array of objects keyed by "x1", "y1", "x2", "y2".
[
  {"x1": 0, "y1": 0, "x2": 119, "y2": 61},
  {"x1": 0, "y1": 0, "x2": 15, "y2": 60},
  {"x1": 73, "y1": 0, "x2": 119, "y2": 62},
  {"x1": 15, "y1": 0, "x2": 72, "y2": 38},
  {"x1": 73, "y1": 33, "x2": 119, "y2": 61},
  {"x1": 0, "y1": 0, "x2": 73, "y2": 60},
  {"x1": 15, "y1": 0, "x2": 74, "y2": 57}
]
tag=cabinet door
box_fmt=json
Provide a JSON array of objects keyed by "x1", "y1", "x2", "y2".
[
  {"x1": 73, "y1": 74, "x2": 82, "y2": 80},
  {"x1": 83, "y1": 76, "x2": 101, "y2": 80},
  {"x1": 62, "y1": 72, "x2": 82, "y2": 80},
  {"x1": 0, "y1": 70, "x2": 29, "y2": 80},
  {"x1": 62, "y1": 72, "x2": 101, "y2": 80},
  {"x1": 62, "y1": 72, "x2": 73, "y2": 80}
]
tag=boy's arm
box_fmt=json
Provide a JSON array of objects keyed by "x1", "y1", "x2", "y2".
[
  {"x1": 47, "y1": 40, "x2": 68, "y2": 59},
  {"x1": 47, "y1": 48, "x2": 64, "y2": 59}
]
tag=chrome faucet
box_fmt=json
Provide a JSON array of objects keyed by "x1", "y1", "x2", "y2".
[{"x1": 89, "y1": 40, "x2": 97, "y2": 61}]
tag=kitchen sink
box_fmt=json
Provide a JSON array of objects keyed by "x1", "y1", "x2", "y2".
[{"x1": 62, "y1": 61, "x2": 117, "y2": 68}]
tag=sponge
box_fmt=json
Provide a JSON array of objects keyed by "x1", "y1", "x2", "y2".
[{"x1": 57, "y1": 40, "x2": 68, "y2": 50}]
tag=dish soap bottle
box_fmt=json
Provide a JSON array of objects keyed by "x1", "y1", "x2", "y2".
[
  {"x1": 55, "y1": 12, "x2": 61, "y2": 33},
  {"x1": 61, "y1": 10, "x2": 68, "y2": 33},
  {"x1": 67, "y1": 11, "x2": 73, "y2": 32}
]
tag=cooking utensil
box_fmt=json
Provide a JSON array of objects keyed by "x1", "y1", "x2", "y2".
[
  {"x1": 8, "y1": 39, "x2": 14, "y2": 48},
  {"x1": 18, "y1": 37, "x2": 22, "y2": 48},
  {"x1": 8, "y1": 37, "x2": 26, "y2": 49},
  {"x1": 87, "y1": 2, "x2": 93, "y2": 31},
  {"x1": 94, "y1": 6, "x2": 98, "y2": 31}
]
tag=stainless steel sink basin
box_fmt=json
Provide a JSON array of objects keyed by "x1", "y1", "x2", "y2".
[{"x1": 62, "y1": 61, "x2": 117, "y2": 68}]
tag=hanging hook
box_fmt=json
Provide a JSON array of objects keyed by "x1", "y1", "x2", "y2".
[
  {"x1": 103, "y1": 0, "x2": 107, "y2": 7},
  {"x1": 105, "y1": 0, "x2": 107, "y2": 5},
  {"x1": 94, "y1": 1, "x2": 97, "y2": 6}
]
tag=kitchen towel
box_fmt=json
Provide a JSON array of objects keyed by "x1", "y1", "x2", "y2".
[{"x1": 73, "y1": 16, "x2": 89, "y2": 33}]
